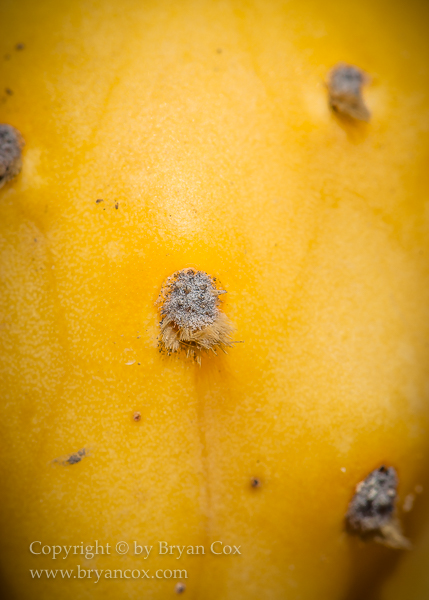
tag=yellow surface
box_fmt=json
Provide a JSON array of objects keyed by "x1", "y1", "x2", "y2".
[{"x1": 1, "y1": 0, "x2": 429, "y2": 598}]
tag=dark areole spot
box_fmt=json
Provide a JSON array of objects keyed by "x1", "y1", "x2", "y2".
[
  {"x1": 328, "y1": 63, "x2": 370, "y2": 122},
  {"x1": 251, "y1": 477, "x2": 261, "y2": 489},
  {"x1": 0, "y1": 124, "x2": 24, "y2": 189},
  {"x1": 347, "y1": 466, "x2": 397, "y2": 533}
]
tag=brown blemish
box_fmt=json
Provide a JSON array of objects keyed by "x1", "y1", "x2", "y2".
[
  {"x1": 115, "y1": 202, "x2": 119, "y2": 209},
  {"x1": 250, "y1": 477, "x2": 261, "y2": 489},
  {"x1": 0, "y1": 124, "x2": 24, "y2": 189},
  {"x1": 328, "y1": 63, "x2": 371, "y2": 122},
  {"x1": 346, "y1": 466, "x2": 411, "y2": 549},
  {"x1": 133, "y1": 412, "x2": 141, "y2": 422},
  {"x1": 5, "y1": 88, "x2": 13, "y2": 96},
  {"x1": 175, "y1": 582, "x2": 186, "y2": 594},
  {"x1": 53, "y1": 448, "x2": 87, "y2": 466},
  {"x1": 96, "y1": 198, "x2": 104, "y2": 203},
  {"x1": 15, "y1": 43, "x2": 25, "y2": 51},
  {"x1": 67, "y1": 449, "x2": 86, "y2": 464},
  {"x1": 157, "y1": 268, "x2": 234, "y2": 364}
]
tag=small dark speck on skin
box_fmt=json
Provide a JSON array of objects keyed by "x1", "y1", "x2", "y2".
[
  {"x1": 175, "y1": 582, "x2": 186, "y2": 594},
  {"x1": 251, "y1": 477, "x2": 261, "y2": 489},
  {"x1": 5, "y1": 88, "x2": 13, "y2": 96},
  {"x1": 133, "y1": 412, "x2": 141, "y2": 422},
  {"x1": 4, "y1": 54, "x2": 11, "y2": 60},
  {"x1": 115, "y1": 202, "x2": 119, "y2": 209},
  {"x1": 96, "y1": 199, "x2": 103, "y2": 203},
  {"x1": 15, "y1": 43, "x2": 25, "y2": 51}
]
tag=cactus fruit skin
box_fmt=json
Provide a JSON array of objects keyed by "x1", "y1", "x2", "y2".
[{"x1": 1, "y1": 0, "x2": 429, "y2": 599}]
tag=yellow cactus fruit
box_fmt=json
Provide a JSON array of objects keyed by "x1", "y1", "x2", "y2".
[{"x1": 1, "y1": 0, "x2": 429, "y2": 599}]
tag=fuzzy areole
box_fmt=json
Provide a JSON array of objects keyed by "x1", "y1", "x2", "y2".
[
  {"x1": 328, "y1": 63, "x2": 370, "y2": 121},
  {"x1": 1, "y1": 0, "x2": 429, "y2": 599},
  {"x1": 157, "y1": 268, "x2": 234, "y2": 363},
  {"x1": 0, "y1": 123, "x2": 24, "y2": 188},
  {"x1": 346, "y1": 466, "x2": 411, "y2": 550}
]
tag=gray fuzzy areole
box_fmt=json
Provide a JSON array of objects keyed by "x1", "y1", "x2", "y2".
[
  {"x1": 328, "y1": 63, "x2": 371, "y2": 122},
  {"x1": 347, "y1": 466, "x2": 397, "y2": 533},
  {"x1": 160, "y1": 269, "x2": 220, "y2": 330},
  {"x1": 157, "y1": 268, "x2": 233, "y2": 363},
  {"x1": 346, "y1": 465, "x2": 411, "y2": 549},
  {"x1": 0, "y1": 124, "x2": 24, "y2": 188}
]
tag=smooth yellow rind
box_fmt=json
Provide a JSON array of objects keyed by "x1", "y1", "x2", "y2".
[{"x1": 1, "y1": 0, "x2": 429, "y2": 598}]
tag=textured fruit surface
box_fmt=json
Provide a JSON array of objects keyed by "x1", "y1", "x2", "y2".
[{"x1": 1, "y1": 0, "x2": 429, "y2": 599}]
